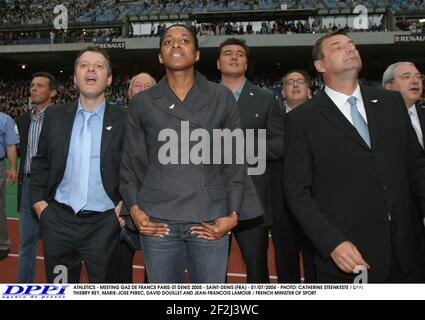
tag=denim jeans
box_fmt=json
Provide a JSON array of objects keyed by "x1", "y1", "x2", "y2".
[
  {"x1": 140, "y1": 221, "x2": 229, "y2": 283},
  {"x1": 17, "y1": 176, "x2": 39, "y2": 283}
]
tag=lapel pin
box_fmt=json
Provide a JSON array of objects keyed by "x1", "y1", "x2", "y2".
[
  {"x1": 371, "y1": 99, "x2": 378, "y2": 103},
  {"x1": 169, "y1": 104, "x2": 175, "y2": 109},
  {"x1": 106, "y1": 126, "x2": 112, "y2": 131},
  {"x1": 250, "y1": 92, "x2": 254, "y2": 96},
  {"x1": 255, "y1": 113, "x2": 259, "y2": 118}
]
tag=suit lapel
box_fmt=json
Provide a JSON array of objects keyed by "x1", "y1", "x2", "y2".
[
  {"x1": 62, "y1": 102, "x2": 78, "y2": 160},
  {"x1": 101, "y1": 103, "x2": 119, "y2": 161},
  {"x1": 183, "y1": 71, "x2": 212, "y2": 116},
  {"x1": 21, "y1": 112, "x2": 31, "y2": 148},
  {"x1": 415, "y1": 104, "x2": 425, "y2": 148},
  {"x1": 317, "y1": 90, "x2": 370, "y2": 150},
  {"x1": 151, "y1": 77, "x2": 202, "y2": 127},
  {"x1": 237, "y1": 81, "x2": 256, "y2": 116}
]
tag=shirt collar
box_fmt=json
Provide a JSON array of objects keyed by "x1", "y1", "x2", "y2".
[
  {"x1": 30, "y1": 105, "x2": 50, "y2": 120},
  {"x1": 233, "y1": 80, "x2": 246, "y2": 101},
  {"x1": 77, "y1": 99, "x2": 106, "y2": 119},
  {"x1": 408, "y1": 104, "x2": 418, "y2": 117},
  {"x1": 324, "y1": 84, "x2": 362, "y2": 109}
]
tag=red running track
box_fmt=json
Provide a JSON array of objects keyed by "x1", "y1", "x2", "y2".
[{"x1": 0, "y1": 218, "x2": 278, "y2": 283}]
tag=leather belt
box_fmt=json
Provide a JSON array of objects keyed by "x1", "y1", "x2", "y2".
[{"x1": 52, "y1": 199, "x2": 108, "y2": 218}]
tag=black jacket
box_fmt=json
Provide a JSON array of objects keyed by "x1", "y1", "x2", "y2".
[{"x1": 284, "y1": 86, "x2": 425, "y2": 281}]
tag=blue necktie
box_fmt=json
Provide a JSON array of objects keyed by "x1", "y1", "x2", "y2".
[
  {"x1": 69, "y1": 111, "x2": 92, "y2": 213},
  {"x1": 348, "y1": 96, "x2": 371, "y2": 148}
]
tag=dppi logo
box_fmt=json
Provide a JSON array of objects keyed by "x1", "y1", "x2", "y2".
[{"x1": 2, "y1": 285, "x2": 69, "y2": 299}]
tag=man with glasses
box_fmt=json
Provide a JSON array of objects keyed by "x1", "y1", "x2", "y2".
[
  {"x1": 270, "y1": 70, "x2": 316, "y2": 282},
  {"x1": 382, "y1": 62, "x2": 424, "y2": 148},
  {"x1": 383, "y1": 62, "x2": 425, "y2": 230},
  {"x1": 282, "y1": 70, "x2": 312, "y2": 113}
]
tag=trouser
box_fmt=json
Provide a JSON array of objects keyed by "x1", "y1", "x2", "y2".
[
  {"x1": 0, "y1": 160, "x2": 10, "y2": 251},
  {"x1": 39, "y1": 201, "x2": 121, "y2": 283},
  {"x1": 17, "y1": 175, "x2": 40, "y2": 283}
]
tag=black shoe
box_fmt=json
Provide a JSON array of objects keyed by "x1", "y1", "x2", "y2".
[{"x1": 0, "y1": 249, "x2": 10, "y2": 261}]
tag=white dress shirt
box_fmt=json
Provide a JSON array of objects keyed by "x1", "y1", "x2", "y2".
[
  {"x1": 324, "y1": 84, "x2": 368, "y2": 124},
  {"x1": 408, "y1": 104, "x2": 424, "y2": 148}
]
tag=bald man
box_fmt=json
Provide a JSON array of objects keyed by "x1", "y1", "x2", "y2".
[
  {"x1": 128, "y1": 73, "x2": 156, "y2": 99},
  {"x1": 118, "y1": 72, "x2": 156, "y2": 282},
  {"x1": 382, "y1": 62, "x2": 424, "y2": 148},
  {"x1": 383, "y1": 62, "x2": 425, "y2": 230}
]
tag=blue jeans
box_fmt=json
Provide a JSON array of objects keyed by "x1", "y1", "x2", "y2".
[
  {"x1": 17, "y1": 176, "x2": 39, "y2": 283},
  {"x1": 140, "y1": 221, "x2": 229, "y2": 283}
]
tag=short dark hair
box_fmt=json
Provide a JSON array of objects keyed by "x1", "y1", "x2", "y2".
[
  {"x1": 74, "y1": 46, "x2": 112, "y2": 75},
  {"x1": 312, "y1": 29, "x2": 348, "y2": 61},
  {"x1": 218, "y1": 38, "x2": 249, "y2": 60},
  {"x1": 159, "y1": 24, "x2": 199, "y2": 50},
  {"x1": 282, "y1": 70, "x2": 311, "y2": 88},
  {"x1": 31, "y1": 72, "x2": 57, "y2": 91}
]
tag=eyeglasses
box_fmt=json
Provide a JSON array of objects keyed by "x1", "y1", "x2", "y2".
[
  {"x1": 395, "y1": 73, "x2": 425, "y2": 82},
  {"x1": 284, "y1": 79, "x2": 307, "y2": 87}
]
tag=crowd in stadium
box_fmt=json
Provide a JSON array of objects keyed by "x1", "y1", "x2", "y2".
[
  {"x1": 1, "y1": 0, "x2": 425, "y2": 27},
  {"x1": 0, "y1": 74, "x2": 286, "y2": 118},
  {"x1": 0, "y1": 0, "x2": 424, "y2": 45}
]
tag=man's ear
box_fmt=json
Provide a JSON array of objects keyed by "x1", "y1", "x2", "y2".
[
  {"x1": 195, "y1": 50, "x2": 200, "y2": 62},
  {"x1": 158, "y1": 53, "x2": 163, "y2": 64},
  {"x1": 314, "y1": 60, "x2": 325, "y2": 73},
  {"x1": 383, "y1": 83, "x2": 392, "y2": 90},
  {"x1": 50, "y1": 89, "x2": 57, "y2": 99}
]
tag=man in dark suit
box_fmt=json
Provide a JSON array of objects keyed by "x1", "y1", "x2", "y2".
[
  {"x1": 284, "y1": 30, "x2": 425, "y2": 283},
  {"x1": 383, "y1": 61, "x2": 425, "y2": 231},
  {"x1": 270, "y1": 70, "x2": 316, "y2": 283},
  {"x1": 217, "y1": 38, "x2": 285, "y2": 283},
  {"x1": 31, "y1": 46, "x2": 126, "y2": 283},
  {"x1": 382, "y1": 62, "x2": 424, "y2": 148},
  {"x1": 16, "y1": 71, "x2": 57, "y2": 283},
  {"x1": 117, "y1": 72, "x2": 157, "y2": 283}
]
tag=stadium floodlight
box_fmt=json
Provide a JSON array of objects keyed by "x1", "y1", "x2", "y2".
[{"x1": 419, "y1": 19, "x2": 425, "y2": 23}]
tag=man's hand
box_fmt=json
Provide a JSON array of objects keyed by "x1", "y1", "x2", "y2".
[
  {"x1": 6, "y1": 169, "x2": 17, "y2": 184},
  {"x1": 114, "y1": 201, "x2": 125, "y2": 228},
  {"x1": 33, "y1": 200, "x2": 49, "y2": 219},
  {"x1": 130, "y1": 205, "x2": 169, "y2": 237},
  {"x1": 190, "y1": 213, "x2": 238, "y2": 240},
  {"x1": 330, "y1": 241, "x2": 370, "y2": 273}
]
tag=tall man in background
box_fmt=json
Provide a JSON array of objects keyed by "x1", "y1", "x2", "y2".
[
  {"x1": 217, "y1": 38, "x2": 285, "y2": 282},
  {"x1": 16, "y1": 71, "x2": 57, "y2": 282}
]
